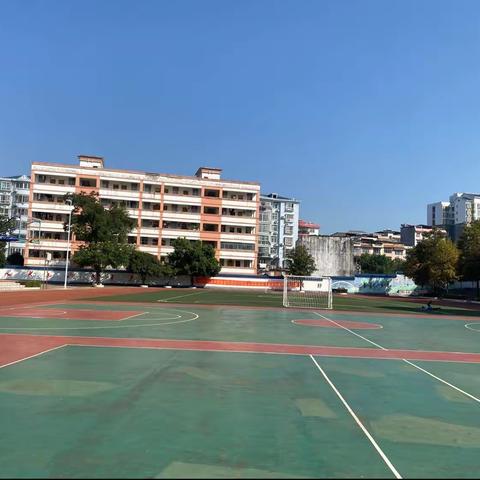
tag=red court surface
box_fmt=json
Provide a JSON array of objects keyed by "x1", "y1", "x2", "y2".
[{"x1": 2, "y1": 333, "x2": 480, "y2": 366}]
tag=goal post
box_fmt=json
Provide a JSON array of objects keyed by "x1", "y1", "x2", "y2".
[{"x1": 283, "y1": 275, "x2": 333, "y2": 309}]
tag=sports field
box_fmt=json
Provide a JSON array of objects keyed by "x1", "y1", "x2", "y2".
[{"x1": 1, "y1": 287, "x2": 480, "y2": 478}]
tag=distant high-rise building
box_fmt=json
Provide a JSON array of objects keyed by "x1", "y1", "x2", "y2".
[
  {"x1": 427, "y1": 192, "x2": 480, "y2": 241},
  {"x1": 258, "y1": 193, "x2": 300, "y2": 272},
  {"x1": 0, "y1": 174, "x2": 30, "y2": 257}
]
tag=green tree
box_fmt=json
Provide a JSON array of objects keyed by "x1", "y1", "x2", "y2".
[
  {"x1": 167, "y1": 238, "x2": 221, "y2": 283},
  {"x1": 6, "y1": 252, "x2": 24, "y2": 266},
  {"x1": 457, "y1": 220, "x2": 480, "y2": 299},
  {"x1": 128, "y1": 250, "x2": 164, "y2": 285},
  {"x1": 286, "y1": 245, "x2": 316, "y2": 276},
  {"x1": 357, "y1": 254, "x2": 405, "y2": 274},
  {"x1": 68, "y1": 192, "x2": 136, "y2": 284},
  {"x1": 404, "y1": 231, "x2": 459, "y2": 295},
  {"x1": 0, "y1": 214, "x2": 16, "y2": 267}
]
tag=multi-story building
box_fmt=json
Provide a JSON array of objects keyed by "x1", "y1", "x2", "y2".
[
  {"x1": 25, "y1": 155, "x2": 260, "y2": 274},
  {"x1": 400, "y1": 224, "x2": 447, "y2": 247},
  {"x1": 334, "y1": 230, "x2": 407, "y2": 261},
  {"x1": 427, "y1": 193, "x2": 480, "y2": 241},
  {"x1": 0, "y1": 175, "x2": 31, "y2": 256},
  {"x1": 298, "y1": 219, "x2": 320, "y2": 237},
  {"x1": 258, "y1": 193, "x2": 300, "y2": 272}
]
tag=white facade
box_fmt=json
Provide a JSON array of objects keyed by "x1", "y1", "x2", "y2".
[
  {"x1": 258, "y1": 193, "x2": 300, "y2": 271},
  {"x1": 428, "y1": 193, "x2": 480, "y2": 240},
  {"x1": 427, "y1": 201, "x2": 452, "y2": 227},
  {"x1": 0, "y1": 175, "x2": 31, "y2": 257},
  {"x1": 26, "y1": 156, "x2": 260, "y2": 274}
]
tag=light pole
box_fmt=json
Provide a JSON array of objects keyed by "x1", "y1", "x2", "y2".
[{"x1": 64, "y1": 199, "x2": 73, "y2": 289}]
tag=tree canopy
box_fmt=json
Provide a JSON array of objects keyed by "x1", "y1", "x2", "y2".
[
  {"x1": 167, "y1": 238, "x2": 221, "y2": 281},
  {"x1": 128, "y1": 250, "x2": 165, "y2": 285},
  {"x1": 0, "y1": 214, "x2": 16, "y2": 268},
  {"x1": 6, "y1": 252, "x2": 24, "y2": 266},
  {"x1": 457, "y1": 220, "x2": 480, "y2": 299},
  {"x1": 404, "y1": 230, "x2": 459, "y2": 295},
  {"x1": 286, "y1": 245, "x2": 316, "y2": 276},
  {"x1": 357, "y1": 254, "x2": 405, "y2": 274},
  {"x1": 68, "y1": 192, "x2": 136, "y2": 284}
]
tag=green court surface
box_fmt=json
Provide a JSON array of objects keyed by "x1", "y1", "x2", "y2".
[
  {"x1": 2, "y1": 297, "x2": 480, "y2": 478},
  {"x1": 93, "y1": 287, "x2": 480, "y2": 318}
]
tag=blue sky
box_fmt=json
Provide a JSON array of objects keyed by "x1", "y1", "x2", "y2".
[{"x1": 1, "y1": 0, "x2": 480, "y2": 233}]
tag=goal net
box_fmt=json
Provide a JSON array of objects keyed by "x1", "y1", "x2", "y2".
[{"x1": 283, "y1": 275, "x2": 333, "y2": 309}]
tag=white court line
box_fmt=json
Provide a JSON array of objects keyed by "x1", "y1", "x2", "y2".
[
  {"x1": 121, "y1": 312, "x2": 149, "y2": 321},
  {"x1": 0, "y1": 344, "x2": 67, "y2": 370},
  {"x1": 310, "y1": 355, "x2": 402, "y2": 479},
  {"x1": 402, "y1": 359, "x2": 480, "y2": 404},
  {"x1": 157, "y1": 291, "x2": 206, "y2": 302},
  {"x1": 313, "y1": 312, "x2": 480, "y2": 403},
  {"x1": 0, "y1": 310, "x2": 199, "y2": 331}
]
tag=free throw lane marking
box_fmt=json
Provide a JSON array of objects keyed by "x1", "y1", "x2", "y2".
[
  {"x1": 309, "y1": 355, "x2": 402, "y2": 479},
  {"x1": 0, "y1": 344, "x2": 67, "y2": 369}
]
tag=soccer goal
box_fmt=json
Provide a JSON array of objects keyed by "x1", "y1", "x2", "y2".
[{"x1": 283, "y1": 275, "x2": 333, "y2": 309}]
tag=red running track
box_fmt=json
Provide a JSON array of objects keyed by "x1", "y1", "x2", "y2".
[{"x1": 2, "y1": 333, "x2": 480, "y2": 367}]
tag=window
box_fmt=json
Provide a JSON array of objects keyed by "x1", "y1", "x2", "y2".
[
  {"x1": 68, "y1": 177, "x2": 75, "y2": 186},
  {"x1": 220, "y1": 242, "x2": 255, "y2": 251},
  {"x1": 80, "y1": 178, "x2": 97, "y2": 188},
  {"x1": 204, "y1": 189, "x2": 220, "y2": 198},
  {"x1": 101, "y1": 180, "x2": 109, "y2": 188},
  {"x1": 121, "y1": 184, "x2": 127, "y2": 190},
  {"x1": 203, "y1": 223, "x2": 218, "y2": 232},
  {"x1": 204, "y1": 206, "x2": 219, "y2": 215}
]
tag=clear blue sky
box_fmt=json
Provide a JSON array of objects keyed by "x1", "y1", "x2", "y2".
[{"x1": 1, "y1": 0, "x2": 480, "y2": 234}]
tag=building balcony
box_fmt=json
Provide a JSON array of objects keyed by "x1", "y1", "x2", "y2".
[
  {"x1": 140, "y1": 210, "x2": 161, "y2": 219},
  {"x1": 139, "y1": 227, "x2": 160, "y2": 236},
  {"x1": 220, "y1": 215, "x2": 256, "y2": 226},
  {"x1": 33, "y1": 184, "x2": 75, "y2": 195},
  {"x1": 138, "y1": 245, "x2": 159, "y2": 255},
  {"x1": 222, "y1": 199, "x2": 257, "y2": 209},
  {"x1": 161, "y1": 229, "x2": 201, "y2": 239},
  {"x1": 162, "y1": 211, "x2": 201, "y2": 222},
  {"x1": 32, "y1": 202, "x2": 73, "y2": 212},
  {"x1": 163, "y1": 194, "x2": 201, "y2": 205},
  {"x1": 99, "y1": 189, "x2": 141, "y2": 200},
  {"x1": 219, "y1": 249, "x2": 255, "y2": 259},
  {"x1": 220, "y1": 233, "x2": 256, "y2": 243}
]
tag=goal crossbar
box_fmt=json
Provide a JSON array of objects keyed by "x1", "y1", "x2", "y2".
[{"x1": 283, "y1": 275, "x2": 333, "y2": 309}]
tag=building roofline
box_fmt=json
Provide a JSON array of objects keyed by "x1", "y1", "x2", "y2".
[{"x1": 31, "y1": 161, "x2": 260, "y2": 187}]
